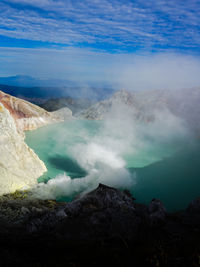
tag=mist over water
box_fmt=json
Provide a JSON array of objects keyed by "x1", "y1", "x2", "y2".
[
  {"x1": 25, "y1": 101, "x2": 200, "y2": 211},
  {"x1": 26, "y1": 118, "x2": 134, "y2": 200}
]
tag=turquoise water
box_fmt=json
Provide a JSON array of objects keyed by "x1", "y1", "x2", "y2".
[
  {"x1": 26, "y1": 120, "x2": 101, "y2": 182},
  {"x1": 25, "y1": 119, "x2": 200, "y2": 211}
]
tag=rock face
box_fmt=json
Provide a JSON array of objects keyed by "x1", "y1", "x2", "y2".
[
  {"x1": 79, "y1": 89, "x2": 136, "y2": 120},
  {"x1": 0, "y1": 90, "x2": 61, "y2": 133},
  {"x1": 52, "y1": 107, "x2": 72, "y2": 121},
  {"x1": 0, "y1": 184, "x2": 162, "y2": 236},
  {"x1": 40, "y1": 97, "x2": 93, "y2": 115},
  {"x1": 79, "y1": 87, "x2": 200, "y2": 132},
  {"x1": 0, "y1": 90, "x2": 73, "y2": 195},
  {"x1": 0, "y1": 184, "x2": 199, "y2": 267},
  {"x1": 78, "y1": 89, "x2": 170, "y2": 122},
  {"x1": 0, "y1": 102, "x2": 47, "y2": 195}
]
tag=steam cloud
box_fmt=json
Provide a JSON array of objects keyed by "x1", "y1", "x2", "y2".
[
  {"x1": 116, "y1": 53, "x2": 200, "y2": 91},
  {"x1": 31, "y1": 100, "x2": 190, "y2": 200},
  {"x1": 1, "y1": 49, "x2": 200, "y2": 91}
]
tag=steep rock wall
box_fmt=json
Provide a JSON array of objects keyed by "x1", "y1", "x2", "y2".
[
  {"x1": 0, "y1": 90, "x2": 60, "y2": 133},
  {"x1": 0, "y1": 102, "x2": 47, "y2": 195}
]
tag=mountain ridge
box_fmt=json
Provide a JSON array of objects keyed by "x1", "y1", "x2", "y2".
[{"x1": 79, "y1": 87, "x2": 200, "y2": 132}]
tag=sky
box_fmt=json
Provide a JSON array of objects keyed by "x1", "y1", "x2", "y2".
[{"x1": 0, "y1": 0, "x2": 200, "y2": 89}]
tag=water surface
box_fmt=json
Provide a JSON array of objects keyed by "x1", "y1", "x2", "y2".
[{"x1": 25, "y1": 119, "x2": 200, "y2": 211}]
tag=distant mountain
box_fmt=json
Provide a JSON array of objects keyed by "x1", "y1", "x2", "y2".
[
  {"x1": 79, "y1": 89, "x2": 157, "y2": 121},
  {"x1": 0, "y1": 84, "x2": 70, "y2": 100},
  {"x1": 79, "y1": 87, "x2": 200, "y2": 133},
  {"x1": 0, "y1": 78, "x2": 115, "y2": 102},
  {"x1": 0, "y1": 75, "x2": 75, "y2": 87},
  {"x1": 0, "y1": 75, "x2": 115, "y2": 100},
  {"x1": 39, "y1": 97, "x2": 94, "y2": 115}
]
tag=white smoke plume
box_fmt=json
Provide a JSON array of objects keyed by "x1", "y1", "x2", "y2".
[{"x1": 30, "y1": 98, "x2": 190, "y2": 200}]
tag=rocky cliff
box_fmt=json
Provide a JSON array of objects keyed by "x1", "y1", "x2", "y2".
[
  {"x1": 78, "y1": 89, "x2": 165, "y2": 122},
  {"x1": 0, "y1": 90, "x2": 72, "y2": 195},
  {"x1": 0, "y1": 90, "x2": 63, "y2": 133},
  {"x1": 39, "y1": 97, "x2": 93, "y2": 115},
  {"x1": 79, "y1": 88, "x2": 200, "y2": 132},
  {"x1": 52, "y1": 107, "x2": 72, "y2": 121},
  {"x1": 0, "y1": 184, "x2": 199, "y2": 266},
  {"x1": 0, "y1": 102, "x2": 47, "y2": 195}
]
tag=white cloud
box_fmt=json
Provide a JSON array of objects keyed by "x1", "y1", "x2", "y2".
[
  {"x1": 0, "y1": 46, "x2": 200, "y2": 90},
  {"x1": 0, "y1": 0, "x2": 199, "y2": 49},
  {"x1": 115, "y1": 53, "x2": 200, "y2": 90}
]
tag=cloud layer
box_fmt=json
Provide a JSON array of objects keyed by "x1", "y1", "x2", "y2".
[
  {"x1": 1, "y1": 46, "x2": 200, "y2": 90},
  {"x1": 0, "y1": 0, "x2": 200, "y2": 51},
  {"x1": 0, "y1": 1, "x2": 200, "y2": 87}
]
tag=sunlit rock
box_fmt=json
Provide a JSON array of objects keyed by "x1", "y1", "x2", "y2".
[
  {"x1": 0, "y1": 103, "x2": 47, "y2": 195},
  {"x1": 0, "y1": 90, "x2": 62, "y2": 133},
  {"x1": 0, "y1": 90, "x2": 73, "y2": 195}
]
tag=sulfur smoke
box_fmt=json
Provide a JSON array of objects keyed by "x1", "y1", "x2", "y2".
[{"x1": 31, "y1": 99, "x2": 190, "y2": 200}]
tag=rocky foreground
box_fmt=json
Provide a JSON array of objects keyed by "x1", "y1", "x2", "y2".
[{"x1": 0, "y1": 184, "x2": 200, "y2": 267}]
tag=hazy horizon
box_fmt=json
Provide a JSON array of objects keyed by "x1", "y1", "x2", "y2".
[{"x1": 0, "y1": 1, "x2": 200, "y2": 91}]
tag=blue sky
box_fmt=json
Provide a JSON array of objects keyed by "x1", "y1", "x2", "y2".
[{"x1": 0, "y1": 0, "x2": 200, "y2": 88}]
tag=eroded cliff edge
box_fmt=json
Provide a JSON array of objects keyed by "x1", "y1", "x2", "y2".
[{"x1": 0, "y1": 90, "x2": 72, "y2": 195}]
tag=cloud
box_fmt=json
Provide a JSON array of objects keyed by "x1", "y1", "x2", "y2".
[
  {"x1": 0, "y1": 46, "x2": 116, "y2": 82},
  {"x1": 1, "y1": 46, "x2": 200, "y2": 90},
  {"x1": 115, "y1": 53, "x2": 200, "y2": 90},
  {"x1": 29, "y1": 91, "x2": 190, "y2": 200},
  {"x1": 0, "y1": 0, "x2": 199, "y2": 51}
]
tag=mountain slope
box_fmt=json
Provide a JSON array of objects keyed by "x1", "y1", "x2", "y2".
[
  {"x1": 79, "y1": 89, "x2": 155, "y2": 122},
  {"x1": 0, "y1": 90, "x2": 65, "y2": 132},
  {"x1": 0, "y1": 103, "x2": 47, "y2": 195},
  {"x1": 0, "y1": 90, "x2": 72, "y2": 195},
  {"x1": 79, "y1": 88, "x2": 200, "y2": 132}
]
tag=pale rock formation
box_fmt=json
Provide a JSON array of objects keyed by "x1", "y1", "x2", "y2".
[
  {"x1": 79, "y1": 89, "x2": 149, "y2": 121},
  {"x1": 0, "y1": 90, "x2": 62, "y2": 133},
  {"x1": 0, "y1": 90, "x2": 73, "y2": 195},
  {"x1": 0, "y1": 103, "x2": 47, "y2": 195},
  {"x1": 79, "y1": 88, "x2": 200, "y2": 132},
  {"x1": 52, "y1": 107, "x2": 72, "y2": 121}
]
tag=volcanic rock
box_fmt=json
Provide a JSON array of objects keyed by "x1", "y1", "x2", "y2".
[{"x1": 0, "y1": 103, "x2": 47, "y2": 195}]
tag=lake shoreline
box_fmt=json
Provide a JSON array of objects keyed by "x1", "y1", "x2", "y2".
[{"x1": 25, "y1": 119, "x2": 200, "y2": 212}]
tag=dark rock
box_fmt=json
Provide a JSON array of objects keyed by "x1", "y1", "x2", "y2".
[
  {"x1": 187, "y1": 197, "x2": 200, "y2": 214},
  {"x1": 66, "y1": 183, "x2": 135, "y2": 212},
  {"x1": 148, "y1": 198, "x2": 166, "y2": 226},
  {"x1": 26, "y1": 207, "x2": 67, "y2": 233},
  {"x1": 0, "y1": 184, "x2": 199, "y2": 266},
  {"x1": 58, "y1": 184, "x2": 140, "y2": 241}
]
